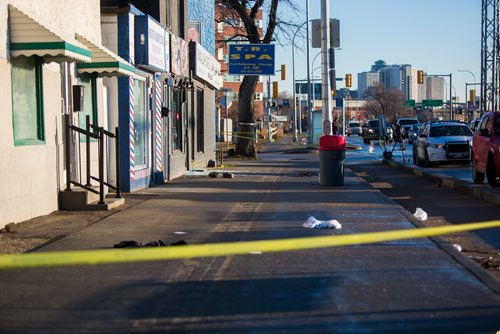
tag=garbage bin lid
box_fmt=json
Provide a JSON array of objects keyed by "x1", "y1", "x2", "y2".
[{"x1": 318, "y1": 135, "x2": 346, "y2": 151}]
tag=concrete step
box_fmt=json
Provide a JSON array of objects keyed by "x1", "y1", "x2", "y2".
[
  {"x1": 59, "y1": 189, "x2": 125, "y2": 211},
  {"x1": 85, "y1": 196, "x2": 125, "y2": 211}
]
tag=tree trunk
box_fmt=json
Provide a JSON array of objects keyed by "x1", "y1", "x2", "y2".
[{"x1": 236, "y1": 75, "x2": 259, "y2": 158}]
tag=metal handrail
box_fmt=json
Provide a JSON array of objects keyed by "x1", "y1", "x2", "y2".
[{"x1": 64, "y1": 114, "x2": 121, "y2": 206}]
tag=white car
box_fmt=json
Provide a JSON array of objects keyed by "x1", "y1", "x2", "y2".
[
  {"x1": 347, "y1": 122, "x2": 362, "y2": 136},
  {"x1": 413, "y1": 121, "x2": 473, "y2": 166}
]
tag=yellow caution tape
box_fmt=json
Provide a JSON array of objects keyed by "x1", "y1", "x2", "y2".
[{"x1": 0, "y1": 220, "x2": 498, "y2": 270}]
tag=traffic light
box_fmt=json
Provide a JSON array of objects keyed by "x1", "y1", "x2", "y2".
[
  {"x1": 417, "y1": 70, "x2": 424, "y2": 84},
  {"x1": 273, "y1": 81, "x2": 278, "y2": 97},
  {"x1": 469, "y1": 89, "x2": 476, "y2": 105},
  {"x1": 345, "y1": 74, "x2": 352, "y2": 88},
  {"x1": 280, "y1": 64, "x2": 286, "y2": 80}
]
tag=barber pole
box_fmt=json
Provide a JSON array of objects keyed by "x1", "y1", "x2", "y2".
[
  {"x1": 129, "y1": 76, "x2": 135, "y2": 180},
  {"x1": 155, "y1": 79, "x2": 162, "y2": 172}
]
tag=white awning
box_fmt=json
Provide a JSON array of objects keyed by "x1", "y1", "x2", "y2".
[
  {"x1": 75, "y1": 34, "x2": 138, "y2": 78},
  {"x1": 8, "y1": 5, "x2": 92, "y2": 63}
]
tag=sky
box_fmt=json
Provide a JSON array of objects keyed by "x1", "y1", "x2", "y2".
[{"x1": 274, "y1": 0, "x2": 481, "y2": 103}]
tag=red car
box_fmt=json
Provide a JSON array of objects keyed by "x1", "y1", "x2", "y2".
[{"x1": 472, "y1": 111, "x2": 500, "y2": 187}]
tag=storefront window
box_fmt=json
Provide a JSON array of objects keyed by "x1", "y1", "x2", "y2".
[
  {"x1": 196, "y1": 88, "x2": 204, "y2": 153},
  {"x1": 171, "y1": 88, "x2": 183, "y2": 151},
  {"x1": 11, "y1": 56, "x2": 45, "y2": 145},
  {"x1": 133, "y1": 79, "x2": 147, "y2": 166}
]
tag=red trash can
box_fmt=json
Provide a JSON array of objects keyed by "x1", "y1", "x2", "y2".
[{"x1": 318, "y1": 135, "x2": 346, "y2": 186}]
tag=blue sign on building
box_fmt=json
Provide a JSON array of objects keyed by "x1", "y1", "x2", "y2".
[{"x1": 228, "y1": 44, "x2": 275, "y2": 75}]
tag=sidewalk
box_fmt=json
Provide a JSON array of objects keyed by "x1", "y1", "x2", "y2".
[{"x1": 0, "y1": 135, "x2": 499, "y2": 333}]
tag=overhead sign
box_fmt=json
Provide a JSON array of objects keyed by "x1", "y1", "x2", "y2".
[
  {"x1": 228, "y1": 44, "x2": 275, "y2": 75},
  {"x1": 311, "y1": 19, "x2": 340, "y2": 48},
  {"x1": 189, "y1": 41, "x2": 222, "y2": 90},
  {"x1": 171, "y1": 34, "x2": 189, "y2": 77},
  {"x1": 135, "y1": 16, "x2": 168, "y2": 72},
  {"x1": 422, "y1": 99, "x2": 443, "y2": 107}
]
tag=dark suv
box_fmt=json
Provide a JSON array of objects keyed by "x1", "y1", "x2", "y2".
[
  {"x1": 396, "y1": 118, "x2": 420, "y2": 138},
  {"x1": 362, "y1": 119, "x2": 381, "y2": 144},
  {"x1": 472, "y1": 111, "x2": 500, "y2": 187}
]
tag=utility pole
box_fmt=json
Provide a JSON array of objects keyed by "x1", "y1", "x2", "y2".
[
  {"x1": 267, "y1": 76, "x2": 272, "y2": 141},
  {"x1": 306, "y1": 0, "x2": 313, "y2": 143},
  {"x1": 321, "y1": 0, "x2": 331, "y2": 135},
  {"x1": 481, "y1": 0, "x2": 499, "y2": 113}
]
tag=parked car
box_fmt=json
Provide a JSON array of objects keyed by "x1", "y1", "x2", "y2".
[
  {"x1": 397, "y1": 118, "x2": 420, "y2": 138},
  {"x1": 408, "y1": 124, "x2": 422, "y2": 144},
  {"x1": 347, "y1": 122, "x2": 362, "y2": 136},
  {"x1": 362, "y1": 119, "x2": 381, "y2": 143},
  {"x1": 413, "y1": 121, "x2": 473, "y2": 167},
  {"x1": 472, "y1": 111, "x2": 500, "y2": 187},
  {"x1": 469, "y1": 118, "x2": 481, "y2": 132}
]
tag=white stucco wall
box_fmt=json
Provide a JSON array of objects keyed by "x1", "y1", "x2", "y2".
[{"x1": 0, "y1": 0, "x2": 103, "y2": 226}]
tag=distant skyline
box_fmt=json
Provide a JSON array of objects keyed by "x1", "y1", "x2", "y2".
[{"x1": 275, "y1": 0, "x2": 481, "y2": 103}]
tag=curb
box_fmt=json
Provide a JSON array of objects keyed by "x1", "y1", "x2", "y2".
[
  {"x1": 382, "y1": 159, "x2": 500, "y2": 206},
  {"x1": 348, "y1": 166, "x2": 500, "y2": 296}
]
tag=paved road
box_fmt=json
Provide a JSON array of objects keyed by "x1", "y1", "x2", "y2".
[
  {"x1": 0, "y1": 139, "x2": 499, "y2": 333},
  {"x1": 346, "y1": 136, "x2": 475, "y2": 183}
]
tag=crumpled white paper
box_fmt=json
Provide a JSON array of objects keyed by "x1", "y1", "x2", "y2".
[
  {"x1": 413, "y1": 207, "x2": 428, "y2": 221},
  {"x1": 303, "y1": 216, "x2": 342, "y2": 229}
]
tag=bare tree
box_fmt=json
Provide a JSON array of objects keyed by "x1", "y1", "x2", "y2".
[
  {"x1": 216, "y1": 0, "x2": 298, "y2": 158},
  {"x1": 364, "y1": 84, "x2": 408, "y2": 123}
]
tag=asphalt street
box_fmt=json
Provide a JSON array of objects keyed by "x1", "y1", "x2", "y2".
[{"x1": 0, "y1": 135, "x2": 499, "y2": 333}]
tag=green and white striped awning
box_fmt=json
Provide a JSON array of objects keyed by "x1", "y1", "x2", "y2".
[
  {"x1": 8, "y1": 5, "x2": 92, "y2": 63},
  {"x1": 75, "y1": 34, "x2": 137, "y2": 78}
]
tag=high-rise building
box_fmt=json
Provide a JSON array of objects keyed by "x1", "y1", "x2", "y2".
[
  {"x1": 371, "y1": 59, "x2": 387, "y2": 72},
  {"x1": 379, "y1": 65, "x2": 404, "y2": 92},
  {"x1": 426, "y1": 76, "x2": 445, "y2": 100},
  {"x1": 357, "y1": 71, "x2": 380, "y2": 98},
  {"x1": 360, "y1": 60, "x2": 445, "y2": 103},
  {"x1": 378, "y1": 64, "x2": 417, "y2": 101}
]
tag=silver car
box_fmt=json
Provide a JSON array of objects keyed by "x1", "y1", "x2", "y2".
[
  {"x1": 347, "y1": 122, "x2": 362, "y2": 136},
  {"x1": 413, "y1": 121, "x2": 473, "y2": 166}
]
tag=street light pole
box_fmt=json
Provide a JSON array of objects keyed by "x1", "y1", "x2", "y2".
[
  {"x1": 427, "y1": 73, "x2": 453, "y2": 120},
  {"x1": 292, "y1": 19, "x2": 312, "y2": 142},
  {"x1": 226, "y1": 90, "x2": 229, "y2": 152},
  {"x1": 267, "y1": 76, "x2": 272, "y2": 142},
  {"x1": 466, "y1": 82, "x2": 481, "y2": 116},
  {"x1": 221, "y1": 88, "x2": 232, "y2": 152},
  {"x1": 306, "y1": 0, "x2": 313, "y2": 143},
  {"x1": 458, "y1": 69, "x2": 477, "y2": 115}
]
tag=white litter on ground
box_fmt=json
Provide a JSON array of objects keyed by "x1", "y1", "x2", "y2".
[
  {"x1": 303, "y1": 216, "x2": 342, "y2": 229},
  {"x1": 453, "y1": 244, "x2": 463, "y2": 252},
  {"x1": 248, "y1": 251, "x2": 262, "y2": 255},
  {"x1": 174, "y1": 231, "x2": 187, "y2": 235},
  {"x1": 413, "y1": 207, "x2": 428, "y2": 221}
]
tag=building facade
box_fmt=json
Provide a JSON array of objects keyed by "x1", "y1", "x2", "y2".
[
  {"x1": 100, "y1": 0, "x2": 220, "y2": 185},
  {"x1": 0, "y1": 0, "x2": 220, "y2": 227},
  {"x1": 426, "y1": 76, "x2": 445, "y2": 100},
  {"x1": 357, "y1": 71, "x2": 380, "y2": 98},
  {"x1": 0, "y1": 0, "x2": 139, "y2": 226}
]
